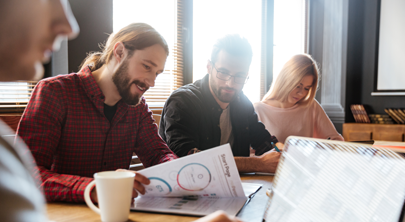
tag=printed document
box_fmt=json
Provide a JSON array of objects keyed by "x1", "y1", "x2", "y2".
[{"x1": 130, "y1": 144, "x2": 259, "y2": 216}]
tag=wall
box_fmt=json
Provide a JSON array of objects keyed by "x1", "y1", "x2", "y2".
[
  {"x1": 345, "y1": 0, "x2": 405, "y2": 123},
  {"x1": 67, "y1": 0, "x2": 113, "y2": 73},
  {"x1": 43, "y1": 0, "x2": 112, "y2": 77},
  {"x1": 308, "y1": 0, "x2": 348, "y2": 134}
]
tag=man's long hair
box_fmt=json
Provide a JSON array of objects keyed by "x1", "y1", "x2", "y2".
[{"x1": 79, "y1": 23, "x2": 169, "y2": 72}]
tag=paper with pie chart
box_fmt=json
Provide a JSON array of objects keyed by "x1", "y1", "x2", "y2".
[
  {"x1": 137, "y1": 143, "x2": 245, "y2": 198},
  {"x1": 131, "y1": 144, "x2": 262, "y2": 216}
]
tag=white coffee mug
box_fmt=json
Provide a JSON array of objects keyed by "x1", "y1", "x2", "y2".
[{"x1": 84, "y1": 171, "x2": 135, "y2": 222}]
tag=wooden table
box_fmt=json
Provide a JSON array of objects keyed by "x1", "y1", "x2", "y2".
[{"x1": 47, "y1": 174, "x2": 273, "y2": 222}]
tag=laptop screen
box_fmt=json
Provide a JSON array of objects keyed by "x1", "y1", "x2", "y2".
[{"x1": 263, "y1": 136, "x2": 405, "y2": 222}]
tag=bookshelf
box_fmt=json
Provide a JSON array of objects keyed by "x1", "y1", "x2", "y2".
[{"x1": 342, "y1": 123, "x2": 405, "y2": 142}]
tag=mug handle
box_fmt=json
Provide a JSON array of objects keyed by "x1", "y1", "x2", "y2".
[{"x1": 84, "y1": 180, "x2": 100, "y2": 215}]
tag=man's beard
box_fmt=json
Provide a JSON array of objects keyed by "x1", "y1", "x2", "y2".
[
  {"x1": 112, "y1": 59, "x2": 149, "y2": 105},
  {"x1": 210, "y1": 76, "x2": 238, "y2": 103}
]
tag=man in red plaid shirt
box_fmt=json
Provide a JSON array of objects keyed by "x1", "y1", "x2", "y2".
[{"x1": 17, "y1": 23, "x2": 178, "y2": 203}]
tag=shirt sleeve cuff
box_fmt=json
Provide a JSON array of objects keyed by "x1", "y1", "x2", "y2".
[
  {"x1": 255, "y1": 136, "x2": 279, "y2": 156},
  {"x1": 73, "y1": 177, "x2": 94, "y2": 203}
]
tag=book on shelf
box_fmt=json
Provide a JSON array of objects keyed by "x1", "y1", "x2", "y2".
[
  {"x1": 368, "y1": 114, "x2": 394, "y2": 124},
  {"x1": 350, "y1": 104, "x2": 370, "y2": 123},
  {"x1": 385, "y1": 108, "x2": 405, "y2": 124},
  {"x1": 369, "y1": 114, "x2": 390, "y2": 118},
  {"x1": 393, "y1": 109, "x2": 405, "y2": 123}
]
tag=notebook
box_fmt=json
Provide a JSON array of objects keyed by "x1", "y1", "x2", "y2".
[{"x1": 263, "y1": 136, "x2": 405, "y2": 222}]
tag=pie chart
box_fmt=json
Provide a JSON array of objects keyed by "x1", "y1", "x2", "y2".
[{"x1": 177, "y1": 163, "x2": 211, "y2": 191}]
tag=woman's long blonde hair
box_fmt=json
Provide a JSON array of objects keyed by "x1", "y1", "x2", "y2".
[
  {"x1": 79, "y1": 23, "x2": 168, "y2": 72},
  {"x1": 262, "y1": 54, "x2": 319, "y2": 106}
]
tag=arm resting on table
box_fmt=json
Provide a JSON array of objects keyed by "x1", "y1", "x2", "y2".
[{"x1": 235, "y1": 150, "x2": 281, "y2": 173}]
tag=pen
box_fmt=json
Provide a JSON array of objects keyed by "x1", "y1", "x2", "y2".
[
  {"x1": 246, "y1": 186, "x2": 262, "y2": 205},
  {"x1": 271, "y1": 142, "x2": 281, "y2": 152}
]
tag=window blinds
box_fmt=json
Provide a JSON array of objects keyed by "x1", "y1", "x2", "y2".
[
  {"x1": 142, "y1": 0, "x2": 184, "y2": 106},
  {"x1": 0, "y1": 0, "x2": 185, "y2": 113},
  {"x1": 0, "y1": 81, "x2": 37, "y2": 113}
]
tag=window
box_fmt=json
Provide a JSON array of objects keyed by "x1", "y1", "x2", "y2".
[
  {"x1": 193, "y1": 0, "x2": 307, "y2": 103},
  {"x1": 0, "y1": 81, "x2": 37, "y2": 113},
  {"x1": 193, "y1": 0, "x2": 262, "y2": 103},
  {"x1": 113, "y1": 0, "x2": 183, "y2": 108},
  {"x1": 273, "y1": 0, "x2": 307, "y2": 81}
]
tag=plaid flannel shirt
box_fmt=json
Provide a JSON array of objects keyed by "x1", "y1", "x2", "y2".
[{"x1": 17, "y1": 66, "x2": 177, "y2": 202}]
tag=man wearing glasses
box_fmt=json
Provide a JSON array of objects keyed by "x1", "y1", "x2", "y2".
[{"x1": 160, "y1": 34, "x2": 283, "y2": 173}]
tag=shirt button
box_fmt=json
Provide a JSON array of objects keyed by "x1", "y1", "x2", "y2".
[{"x1": 207, "y1": 137, "x2": 209, "y2": 140}]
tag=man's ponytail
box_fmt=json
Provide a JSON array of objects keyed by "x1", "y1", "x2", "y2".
[{"x1": 78, "y1": 23, "x2": 169, "y2": 72}]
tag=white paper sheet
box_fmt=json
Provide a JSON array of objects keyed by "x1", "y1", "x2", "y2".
[
  {"x1": 131, "y1": 183, "x2": 262, "y2": 217},
  {"x1": 132, "y1": 196, "x2": 247, "y2": 216},
  {"x1": 130, "y1": 144, "x2": 254, "y2": 216},
  {"x1": 138, "y1": 144, "x2": 245, "y2": 198},
  {"x1": 373, "y1": 140, "x2": 405, "y2": 147}
]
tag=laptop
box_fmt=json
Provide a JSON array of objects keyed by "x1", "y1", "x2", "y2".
[{"x1": 263, "y1": 136, "x2": 405, "y2": 222}]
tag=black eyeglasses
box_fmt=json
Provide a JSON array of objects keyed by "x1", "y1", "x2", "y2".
[{"x1": 212, "y1": 66, "x2": 249, "y2": 84}]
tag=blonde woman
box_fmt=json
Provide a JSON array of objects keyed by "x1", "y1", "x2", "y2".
[{"x1": 254, "y1": 54, "x2": 343, "y2": 143}]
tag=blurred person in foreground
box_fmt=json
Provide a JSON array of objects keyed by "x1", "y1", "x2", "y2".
[{"x1": 0, "y1": 0, "x2": 78, "y2": 220}]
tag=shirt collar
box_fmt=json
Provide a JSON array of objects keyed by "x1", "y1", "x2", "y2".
[
  {"x1": 200, "y1": 74, "x2": 222, "y2": 112},
  {"x1": 78, "y1": 66, "x2": 104, "y2": 99}
]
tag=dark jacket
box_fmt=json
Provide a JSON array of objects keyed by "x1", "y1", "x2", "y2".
[{"x1": 159, "y1": 74, "x2": 278, "y2": 157}]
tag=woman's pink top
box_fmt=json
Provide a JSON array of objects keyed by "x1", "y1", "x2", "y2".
[{"x1": 253, "y1": 100, "x2": 344, "y2": 143}]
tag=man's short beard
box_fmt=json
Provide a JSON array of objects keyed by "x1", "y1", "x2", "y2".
[
  {"x1": 112, "y1": 59, "x2": 147, "y2": 105},
  {"x1": 210, "y1": 75, "x2": 238, "y2": 103}
]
